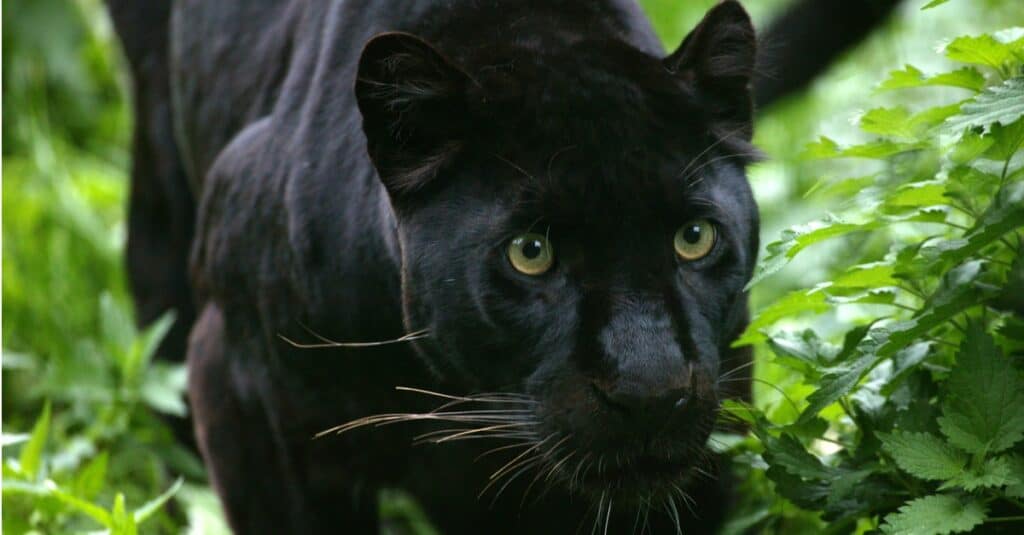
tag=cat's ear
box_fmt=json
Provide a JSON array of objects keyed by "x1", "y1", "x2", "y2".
[
  {"x1": 356, "y1": 32, "x2": 472, "y2": 199},
  {"x1": 664, "y1": 0, "x2": 756, "y2": 139}
]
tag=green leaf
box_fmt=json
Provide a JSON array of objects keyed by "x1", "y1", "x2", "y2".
[
  {"x1": 816, "y1": 262, "x2": 898, "y2": 292},
  {"x1": 803, "y1": 137, "x2": 924, "y2": 160},
  {"x1": 949, "y1": 130, "x2": 995, "y2": 163},
  {"x1": 733, "y1": 290, "x2": 829, "y2": 346},
  {"x1": 134, "y1": 477, "x2": 183, "y2": 523},
  {"x1": 766, "y1": 329, "x2": 837, "y2": 376},
  {"x1": 805, "y1": 174, "x2": 877, "y2": 199},
  {"x1": 841, "y1": 140, "x2": 925, "y2": 159},
  {"x1": 921, "y1": 0, "x2": 951, "y2": 10},
  {"x1": 111, "y1": 492, "x2": 138, "y2": 535},
  {"x1": 879, "y1": 65, "x2": 985, "y2": 92},
  {"x1": 881, "y1": 494, "x2": 986, "y2": 535},
  {"x1": 938, "y1": 323, "x2": 1024, "y2": 454},
  {"x1": 72, "y1": 452, "x2": 109, "y2": 501},
  {"x1": 983, "y1": 117, "x2": 1024, "y2": 160},
  {"x1": 758, "y1": 432, "x2": 833, "y2": 480},
  {"x1": 880, "y1": 431, "x2": 966, "y2": 481},
  {"x1": 747, "y1": 215, "x2": 876, "y2": 289},
  {"x1": 938, "y1": 181, "x2": 1024, "y2": 267},
  {"x1": 797, "y1": 353, "x2": 877, "y2": 425},
  {"x1": 803, "y1": 136, "x2": 840, "y2": 158},
  {"x1": 1006, "y1": 455, "x2": 1024, "y2": 497},
  {"x1": 944, "y1": 455, "x2": 1017, "y2": 490},
  {"x1": 884, "y1": 181, "x2": 948, "y2": 209},
  {"x1": 946, "y1": 77, "x2": 1024, "y2": 134},
  {"x1": 825, "y1": 287, "x2": 898, "y2": 306},
  {"x1": 141, "y1": 363, "x2": 188, "y2": 417},
  {"x1": 879, "y1": 260, "x2": 993, "y2": 357},
  {"x1": 19, "y1": 401, "x2": 51, "y2": 480},
  {"x1": 123, "y1": 311, "x2": 175, "y2": 385},
  {"x1": 944, "y1": 34, "x2": 1017, "y2": 71},
  {"x1": 50, "y1": 482, "x2": 114, "y2": 528},
  {"x1": 860, "y1": 107, "x2": 916, "y2": 139}
]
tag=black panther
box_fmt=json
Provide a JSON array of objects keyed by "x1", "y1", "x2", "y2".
[{"x1": 106, "y1": 0, "x2": 903, "y2": 533}]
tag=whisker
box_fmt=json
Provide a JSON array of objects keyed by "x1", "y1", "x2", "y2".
[
  {"x1": 717, "y1": 359, "x2": 756, "y2": 382},
  {"x1": 676, "y1": 125, "x2": 750, "y2": 183},
  {"x1": 278, "y1": 328, "x2": 431, "y2": 349},
  {"x1": 395, "y1": 386, "x2": 538, "y2": 404}
]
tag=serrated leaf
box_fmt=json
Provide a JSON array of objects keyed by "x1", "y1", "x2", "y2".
[
  {"x1": 798, "y1": 354, "x2": 877, "y2": 425},
  {"x1": 879, "y1": 65, "x2": 985, "y2": 92},
  {"x1": 816, "y1": 262, "x2": 898, "y2": 292},
  {"x1": 20, "y1": 401, "x2": 51, "y2": 480},
  {"x1": 758, "y1": 432, "x2": 833, "y2": 480},
  {"x1": 803, "y1": 137, "x2": 924, "y2": 160},
  {"x1": 984, "y1": 117, "x2": 1024, "y2": 160},
  {"x1": 881, "y1": 342, "x2": 933, "y2": 396},
  {"x1": 825, "y1": 287, "x2": 898, "y2": 306},
  {"x1": 803, "y1": 136, "x2": 840, "y2": 158},
  {"x1": 734, "y1": 290, "x2": 829, "y2": 346},
  {"x1": 747, "y1": 216, "x2": 876, "y2": 289},
  {"x1": 881, "y1": 494, "x2": 986, "y2": 535},
  {"x1": 950, "y1": 130, "x2": 995, "y2": 163},
  {"x1": 885, "y1": 181, "x2": 948, "y2": 209},
  {"x1": 766, "y1": 329, "x2": 837, "y2": 376},
  {"x1": 861, "y1": 107, "x2": 917, "y2": 139},
  {"x1": 841, "y1": 140, "x2": 925, "y2": 159},
  {"x1": 944, "y1": 34, "x2": 1017, "y2": 70},
  {"x1": 946, "y1": 78, "x2": 1024, "y2": 134},
  {"x1": 938, "y1": 323, "x2": 1024, "y2": 454},
  {"x1": 1006, "y1": 455, "x2": 1024, "y2": 497},
  {"x1": 944, "y1": 455, "x2": 1016, "y2": 490},
  {"x1": 874, "y1": 261, "x2": 991, "y2": 359},
  {"x1": 880, "y1": 431, "x2": 966, "y2": 481},
  {"x1": 938, "y1": 181, "x2": 1024, "y2": 269}
]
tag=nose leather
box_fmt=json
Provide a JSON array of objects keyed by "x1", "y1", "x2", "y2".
[{"x1": 594, "y1": 294, "x2": 692, "y2": 421}]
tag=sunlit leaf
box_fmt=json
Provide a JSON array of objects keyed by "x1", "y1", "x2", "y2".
[
  {"x1": 945, "y1": 77, "x2": 1024, "y2": 134},
  {"x1": 879, "y1": 65, "x2": 985, "y2": 92},
  {"x1": 134, "y1": 477, "x2": 183, "y2": 523},
  {"x1": 19, "y1": 401, "x2": 51, "y2": 480}
]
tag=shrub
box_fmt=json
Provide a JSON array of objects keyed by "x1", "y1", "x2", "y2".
[{"x1": 722, "y1": 4, "x2": 1024, "y2": 533}]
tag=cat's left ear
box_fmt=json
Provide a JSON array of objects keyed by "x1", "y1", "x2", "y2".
[
  {"x1": 664, "y1": 0, "x2": 756, "y2": 139},
  {"x1": 356, "y1": 32, "x2": 474, "y2": 200}
]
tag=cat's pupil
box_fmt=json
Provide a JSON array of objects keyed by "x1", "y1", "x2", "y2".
[
  {"x1": 522, "y1": 240, "x2": 543, "y2": 259},
  {"x1": 683, "y1": 225, "x2": 702, "y2": 244}
]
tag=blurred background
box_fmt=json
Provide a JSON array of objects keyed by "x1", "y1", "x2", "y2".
[{"x1": 3, "y1": 0, "x2": 1021, "y2": 532}]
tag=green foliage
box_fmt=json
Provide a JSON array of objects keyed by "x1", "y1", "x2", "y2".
[
  {"x1": 5, "y1": 0, "x2": 1024, "y2": 534},
  {"x1": 727, "y1": 5, "x2": 1024, "y2": 533}
]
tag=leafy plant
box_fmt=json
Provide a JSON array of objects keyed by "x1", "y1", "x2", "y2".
[{"x1": 724, "y1": 7, "x2": 1024, "y2": 533}]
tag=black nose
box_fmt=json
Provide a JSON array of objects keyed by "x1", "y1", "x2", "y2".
[{"x1": 591, "y1": 381, "x2": 691, "y2": 421}]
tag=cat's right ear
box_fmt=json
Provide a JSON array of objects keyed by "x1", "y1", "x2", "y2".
[{"x1": 356, "y1": 32, "x2": 473, "y2": 200}]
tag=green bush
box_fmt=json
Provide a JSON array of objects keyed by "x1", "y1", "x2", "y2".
[
  {"x1": 3, "y1": 0, "x2": 1022, "y2": 534},
  {"x1": 721, "y1": 5, "x2": 1024, "y2": 533}
]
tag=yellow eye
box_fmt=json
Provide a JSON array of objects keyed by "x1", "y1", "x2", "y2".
[
  {"x1": 508, "y1": 233, "x2": 555, "y2": 275},
  {"x1": 674, "y1": 220, "x2": 716, "y2": 261}
]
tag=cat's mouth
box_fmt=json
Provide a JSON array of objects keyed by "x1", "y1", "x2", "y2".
[{"x1": 571, "y1": 451, "x2": 696, "y2": 499}]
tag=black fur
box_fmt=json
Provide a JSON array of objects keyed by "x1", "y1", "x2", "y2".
[{"x1": 106, "y1": 1, "x2": 896, "y2": 533}]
